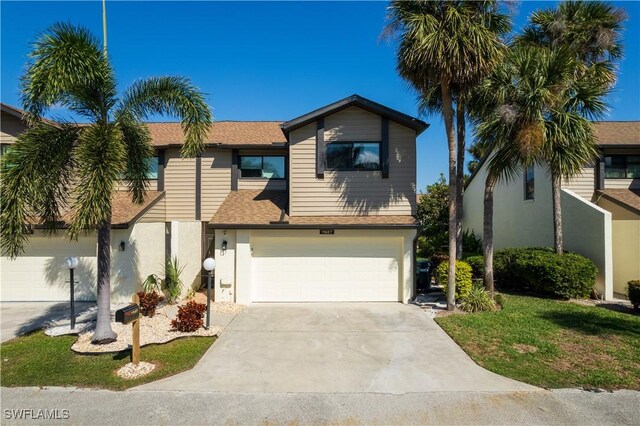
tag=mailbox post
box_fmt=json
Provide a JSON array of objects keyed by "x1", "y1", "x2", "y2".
[
  {"x1": 115, "y1": 296, "x2": 141, "y2": 365},
  {"x1": 202, "y1": 257, "x2": 216, "y2": 329},
  {"x1": 65, "y1": 257, "x2": 79, "y2": 330}
]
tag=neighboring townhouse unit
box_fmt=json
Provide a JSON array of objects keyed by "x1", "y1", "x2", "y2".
[
  {"x1": 463, "y1": 121, "x2": 640, "y2": 300},
  {"x1": 1, "y1": 96, "x2": 428, "y2": 304}
]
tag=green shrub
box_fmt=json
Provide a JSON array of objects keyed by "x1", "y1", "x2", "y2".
[
  {"x1": 494, "y1": 292, "x2": 505, "y2": 308},
  {"x1": 511, "y1": 250, "x2": 597, "y2": 299},
  {"x1": 435, "y1": 260, "x2": 473, "y2": 301},
  {"x1": 459, "y1": 284, "x2": 497, "y2": 313},
  {"x1": 465, "y1": 255, "x2": 485, "y2": 279},
  {"x1": 462, "y1": 229, "x2": 483, "y2": 255},
  {"x1": 628, "y1": 280, "x2": 640, "y2": 310}
]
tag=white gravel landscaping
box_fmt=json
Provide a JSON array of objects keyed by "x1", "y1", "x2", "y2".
[
  {"x1": 68, "y1": 302, "x2": 240, "y2": 354},
  {"x1": 116, "y1": 362, "x2": 156, "y2": 379}
]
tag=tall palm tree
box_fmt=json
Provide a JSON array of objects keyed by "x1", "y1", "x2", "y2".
[
  {"x1": 0, "y1": 23, "x2": 212, "y2": 343},
  {"x1": 386, "y1": 0, "x2": 510, "y2": 310},
  {"x1": 471, "y1": 44, "x2": 604, "y2": 293},
  {"x1": 517, "y1": 0, "x2": 624, "y2": 254}
]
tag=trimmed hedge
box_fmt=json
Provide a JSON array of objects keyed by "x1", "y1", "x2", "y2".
[
  {"x1": 465, "y1": 255, "x2": 484, "y2": 279},
  {"x1": 436, "y1": 260, "x2": 473, "y2": 301},
  {"x1": 466, "y1": 247, "x2": 597, "y2": 300},
  {"x1": 629, "y1": 280, "x2": 640, "y2": 310}
]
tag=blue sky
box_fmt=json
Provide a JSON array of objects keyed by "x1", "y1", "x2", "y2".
[{"x1": 2, "y1": 1, "x2": 639, "y2": 190}]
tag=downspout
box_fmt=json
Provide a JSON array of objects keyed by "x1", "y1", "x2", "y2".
[{"x1": 412, "y1": 231, "x2": 419, "y2": 302}]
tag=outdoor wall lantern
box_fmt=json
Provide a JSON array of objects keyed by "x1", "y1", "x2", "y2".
[
  {"x1": 202, "y1": 257, "x2": 216, "y2": 329},
  {"x1": 119, "y1": 241, "x2": 126, "y2": 252},
  {"x1": 64, "y1": 256, "x2": 79, "y2": 330},
  {"x1": 221, "y1": 240, "x2": 227, "y2": 254}
]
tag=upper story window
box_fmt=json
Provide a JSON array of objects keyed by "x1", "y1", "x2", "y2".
[
  {"x1": 604, "y1": 155, "x2": 640, "y2": 179},
  {"x1": 147, "y1": 156, "x2": 159, "y2": 180},
  {"x1": 239, "y1": 155, "x2": 285, "y2": 179},
  {"x1": 326, "y1": 142, "x2": 380, "y2": 171},
  {"x1": 524, "y1": 165, "x2": 535, "y2": 200}
]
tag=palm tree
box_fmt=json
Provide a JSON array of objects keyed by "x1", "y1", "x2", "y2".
[
  {"x1": 471, "y1": 44, "x2": 604, "y2": 293},
  {"x1": 0, "y1": 23, "x2": 212, "y2": 343},
  {"x1": 517, "y1": 0, "x2": 624, "y2": 253},
  {"x1": 386, "y1": 0, "x2": 510, "y2": 309}
]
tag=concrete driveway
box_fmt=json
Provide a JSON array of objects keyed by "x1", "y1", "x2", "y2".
[
  {"x1": 136, "y1": 303, "x2": 537, "y2": 394},
  {"x1": 0, "y1": 301, "x2": 96, "y2": 342}
]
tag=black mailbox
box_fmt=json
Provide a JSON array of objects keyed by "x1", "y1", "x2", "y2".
[{"x1": 115, "y1": 304, "x2": 140, "y2": 325}]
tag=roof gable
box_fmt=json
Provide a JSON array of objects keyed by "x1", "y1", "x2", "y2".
[{"x1": 281, "y1": 94, "x2": 428, "y2": 137}]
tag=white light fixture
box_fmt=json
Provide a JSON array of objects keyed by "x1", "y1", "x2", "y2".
[
  {"x1": 65, "y1": 256, "x2": 79, "y2": 270},
  {"x1": 203, "y1": 257, "x2": 216, "y2": 272}
]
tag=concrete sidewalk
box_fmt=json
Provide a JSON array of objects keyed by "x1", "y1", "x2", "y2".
[
  {"x1": 135, "y1": 303, "x2": 536, "y2": 393},
  {"x1": 0, "y1": 302, "x2": 96, "y2": 342},
  {"x1": 2, "y1": 387, "x2": 638, "y2": 425}
]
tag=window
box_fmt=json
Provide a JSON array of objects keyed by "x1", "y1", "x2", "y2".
[
  {"x1": 604, "y1": 155, "x2": 640, "y2": 179},
  {"x1": 524, "y1": 165, "x2": 535, "y2": 200},
  {"x1": 239, "y1": 156, "x2": 285, "y2": 179},
  {"x1": 147, "y1": 156, "x2": 159, "y2": 179},
  {"x1": 326, "y1": 142, "x2": 380, "y2": 171}
]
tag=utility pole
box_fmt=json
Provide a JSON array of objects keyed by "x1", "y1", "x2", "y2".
[{"x1": 102, "y1": 0, "x2": 108, "y2": 55}]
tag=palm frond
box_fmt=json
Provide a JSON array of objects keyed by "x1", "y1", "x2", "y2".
[
  {"x1": 116, "y1": 115, "x2": 154, "y2": 203},
  {"x1": 20, "y1": 22, "x2": 116, "y2": 123},
  {"x1": 0, "y1": 123, "x2": 79, "y2": 257},
  {"x1": 69, "y1": 124, "x2": 125, "y2": 238},
  {"x1": 119, "y1": 76, "x2": 212, "y2": 157}
]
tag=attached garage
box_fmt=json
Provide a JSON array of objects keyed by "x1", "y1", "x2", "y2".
[
  {"x1": 1, "y1": 233, "x2": 97, "y2": 302},
  {"x1": 251, "y1": 235, "x2": 402, "y2": 302}
]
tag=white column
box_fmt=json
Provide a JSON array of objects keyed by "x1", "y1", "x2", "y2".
[{"x1": 235, "y1": 230, "x2": 252, "y2": 305}]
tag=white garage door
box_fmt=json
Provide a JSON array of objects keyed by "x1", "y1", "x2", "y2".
[
  {"x1": 251, "y1": 236, "x2": 401, "y2": 302},
  {"x1": 1, "y1": 235, "x2": 97, "y2": 301}
]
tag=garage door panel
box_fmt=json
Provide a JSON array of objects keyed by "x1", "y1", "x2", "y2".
[
  {"x1": 251, "y1": 236, "x2": 400, "y2": 302},
  {"x1": 1, "y1": 236, "x2": 97, "y2": 301}
]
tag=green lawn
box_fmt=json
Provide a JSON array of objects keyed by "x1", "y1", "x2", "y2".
[
  {"x1": 0, "y1": 332, "x2": 214, "y2": 390},
  {"x1": 436, "y1": 294, "x2": 640, "y2": 390}
]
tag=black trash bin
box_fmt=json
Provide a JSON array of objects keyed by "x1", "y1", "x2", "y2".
[{"x1": 416, "y1": 260, "x2": 433, "y2": 293}]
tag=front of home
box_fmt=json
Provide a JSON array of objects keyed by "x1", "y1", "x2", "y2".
[
  {"x1": 463, "y1": 121, "x2": 640, "y2": 300},
  {"x1": 0, "y1": 96, "x2": 428, "y2": 304}
]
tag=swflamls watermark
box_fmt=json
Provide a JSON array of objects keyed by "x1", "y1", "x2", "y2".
[{"x1": 3, "y1": 409, "x2": 70, "y2": 420}]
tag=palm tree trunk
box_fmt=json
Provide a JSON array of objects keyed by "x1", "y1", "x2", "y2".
[
  {"x1": 91, "y1": 213, "x2": 117, "y2": 344},
  {"x1": 483, "y1": 173, "x2": 497, "y2": 298},
  {"x1": 441, "y1": 76, "x2": 458, "y2": 311},
  {"x1": 552, "y1": 172, "x2": 563, "y2": 254},
  {"x1": 455, "y1": 104, "x2": 466, "y2": 259}
]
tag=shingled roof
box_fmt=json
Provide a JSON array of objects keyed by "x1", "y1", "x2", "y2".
[
  {"x1": 209, "y1": 190, "x2": 418, "y2": 228},
  {"x1": 597, "y1": 189, "x2": 640, "y2": 215},
  {"x1": 147, "y1": 121, "x2": 287, "y2": 147},
  {"x1": 593, "y1": 122, "x2": 640, "y2": 147},
  {"x1": 32, "y1": 191, "x2": 165, "y2": 229}
]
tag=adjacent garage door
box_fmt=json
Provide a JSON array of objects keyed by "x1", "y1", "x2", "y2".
[
  {"x1": 1, "y1": 235, "x2": 97, "y2": 301},
  {"x1": 251, "y1": 236, "x2": 401, "y2": 302}
]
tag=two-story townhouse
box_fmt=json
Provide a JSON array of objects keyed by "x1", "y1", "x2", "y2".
[
  {"x1": 1, "y1": 95, "x2": 428, "y2": 304},
  {"x1": 463, "y1": 121, "x2": 640, "y2": 300}
]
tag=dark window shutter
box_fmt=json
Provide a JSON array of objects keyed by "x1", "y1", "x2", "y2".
[
  {"x1": 231, "y1": 149, "x2": 239, "y2": 191},
  {"x1": 316, "y1": 118, "x2": 325, "y2": 179},
  {"x1": 381, "y1": 117, "x2": 389, "y2": 178}
]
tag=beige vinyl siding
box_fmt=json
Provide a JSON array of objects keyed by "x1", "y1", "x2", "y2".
[
  {"x1": 238, "y1": 179, "x2": 286, "y2": 191},
  {"x1": 605, "y1": 178, "x2": 640, "y2": 190},
  {"x1": 0, "y1": 112, "x2": 23, "y2": 143},
  {"x1": 289, "y1": 107, "x2": 416, "y2": 216},
  {"x1": 164, "y1": 148, "x2": 196, "y2": 220},
  {"x1": 325, "y1": 106, "x2": 381, "y2": 141},
  {"x1": 201, "y1": 149, "x2": 232, "y2": 220},
  {"x1": 139, "y1": 195, "x2": 166, "y2": 223},
  {"x1": 562, "y1": 164, "x2": 595, "y2": 200}
]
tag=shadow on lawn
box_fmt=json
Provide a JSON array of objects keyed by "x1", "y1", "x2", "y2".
[{"x1": 540, "y1": 309, "x2": 640, "y2": 337}]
